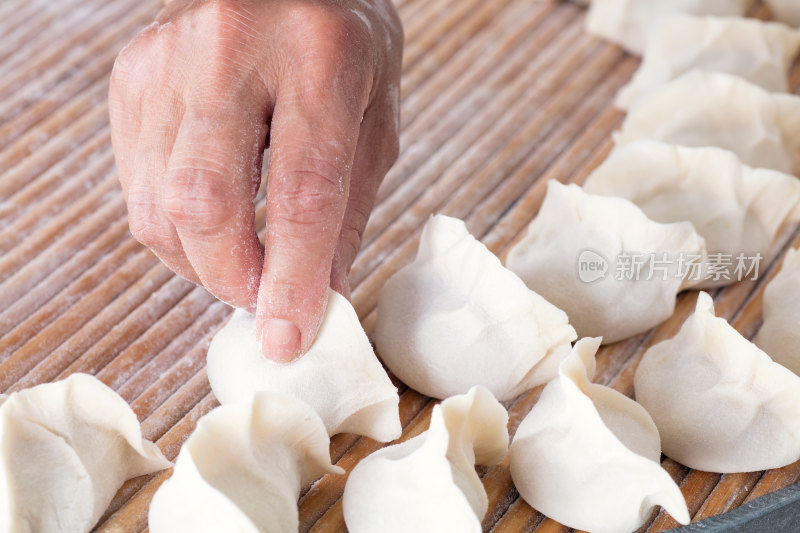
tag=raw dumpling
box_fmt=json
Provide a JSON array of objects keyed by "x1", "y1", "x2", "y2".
[
  {"x1": 506, "y1": 180, "x2": 706, "y2": 344},
  {"x1": 755, "y1": 247, "x2": 800, "y2": 375},
  {"x1": 586, "y1": 0, "x2": 753, "y2": 54},
  {"x1": 0, "y1": 374, "x2": 171, "y2": 533},
  {"x1": 509, "y1": 338, "x2": 689, "y2": 533},
  {"x1": 149, "y1": 391, "x2": 343, "y2": 533},
  {"x1": 584, "y1": 141, "x2": 800, "y2": 287},
  {"x1": 343, "y1": 386, "x2": 508, "y2": 533},
  {"x1": 616, "y1": 15, "x2": 800, "y2": 110},
  {"x1": 634, "y1": 292, "x2": 800, "y2": 473},
  {"x1": 207, "y1": 288, "x2": 401, "y2": 442},
  {"x1": 614, "y1": 70, "x2": 800, "y2": 174},
  {"x1": 375, "y1": 214, "x2": 577, "y2": 401},
  {"x1": 767, "y1": 0, "x2": 800, "y2": 27}
]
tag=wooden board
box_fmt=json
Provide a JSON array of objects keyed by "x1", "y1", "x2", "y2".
[{"x1": 1, "y1": 0, "x2": 799, "y2": 531}]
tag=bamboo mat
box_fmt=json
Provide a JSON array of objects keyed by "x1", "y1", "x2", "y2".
[{"x1": 2, "y1": 0, "x2": 800, "y2": 531}]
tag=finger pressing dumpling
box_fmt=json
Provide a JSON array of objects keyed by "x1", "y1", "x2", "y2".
[
  {"x1": 375, "y1": 214, "x2": 577, "y2": 401},
  {"x1": 510, "y1": 338, "x2": 689, "y2": 533},
  {"x1": 506, "y1": 180, "x2": 706, "y2": 344},
  {"x1": 634, "y1": 292, "x2": 800, "y2": 473},
  {"x1": 343, "y1": 386, "x2": 509, "y2": 533},
  {"x1": 207, "y1": 288, "x2": 401, "y2": 442}
]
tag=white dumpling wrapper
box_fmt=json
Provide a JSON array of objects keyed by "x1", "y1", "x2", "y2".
[
  {"x1": 0, "y1": 374, "x2": 171, "y2": 533},
  {"x1": 375, "y1": 214, "x2": 577, "y2": 401},
  {"x1": 756, "y1": 247, "x2": 800, "y2": 376},
  {"x1": 149, "y1": 391, "x2": 343, "y2": 533},
  {"x1": 767, "y1": 0, "x2": 800, "y2": 27},
  {"x1": 614, "y1": 70, "x2": 800, "y2": 174},
  {"x1": 635, "y1": 292, "x2": 800, "y2": 473},
  {"x1": 584, "y1": 141, "x2": 800, "y2": 287},
  {"x1": 585, "y1": 0, "x2": 753, "y2": 54},
  {"x1": 506, "y1": 180, "x2": 706, "y2": 344},
  {"x1": 343, "y1": 386, "x2": 508, "y2": 533},
  {"x1": 207, "y1": 289, "x2": 401, "y2": 442},
  {"x1": 510, "y1": 338, "x2": 689, "y2": 533},
  {"x1": 616, "y1": 15, "x2": 800, "y2": 110}
]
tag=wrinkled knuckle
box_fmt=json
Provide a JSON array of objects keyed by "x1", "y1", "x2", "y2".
[
  {"x1": 128, "y1": 210, "x2": 166, "y2": 249},
  {"x1": 274, "y1": 174, "x2": 344, "y2": 229},
  {"x1": 286, "y1": 5, "x2": 371, "y2": 78},
  {"x1": 164, "y1": 168, "x2": 234, "y2": 233}
]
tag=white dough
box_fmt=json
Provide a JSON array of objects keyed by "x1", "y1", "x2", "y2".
[
  {"x1": 375, "y1": 214, "x2": 577, "y2": 401},
  {"x1": 506, "y1": 180, "x2": 706, "y2": 344},
  {"x1": 207, "y1": 289, "x2": 401, "y2": 442},
  {"x1": 149, "y1": 392, "x2": 343, "y2": 533},
  {"x1": 586, "y1": 0, "x2": 753, "y2": 54},
  {"x1": 614, "y1": 70, "x2": 800, "y2": 174},
  {"x1": 509, "y1": 338, "x2": 689, "y2": 533},
  {"x1": 634, "y1": 292, "x2": 800, "y2": 473},
  {"x1": 584, "y1": 141, "x2": 800, "y2": 287},
  {"x1": 616, "y1": 15, "x2": 800, "y2": 110},
  {"x1": 756, "y1": 247, "x2": 800, "y2": 376},
  {"x1": 767, "y1": 0, "x2": 800, "y2": 26},
  {"x1": 343, "y1": 386, "x2": 508, "y2": 533},
  {"x1": 0, "y1": 374, "x2": 171, "y2": 533}
]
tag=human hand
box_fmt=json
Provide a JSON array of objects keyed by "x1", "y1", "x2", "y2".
[{"x1": 109, "y1": 0, "x2": 402, "y2": 362}]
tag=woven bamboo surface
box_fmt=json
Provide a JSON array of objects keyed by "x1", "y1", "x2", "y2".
[{"x1": 2, "y1": 0, "x2": 799, "y2": 531}]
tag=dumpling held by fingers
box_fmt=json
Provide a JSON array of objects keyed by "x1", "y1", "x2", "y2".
[
  {"x1": 506, "y1": 180, "x2": 706, "y2": 344},
  {"x1": 149, "y1": 392, "x2": 343, "y2": 533},
  {"x1": 343, "y1": 386, "x2": 509, "y2": 533},
  {"x1": 616, "y1": 15, "x2": 800, "y2": 110},
  {"x1": 635, "y1": 292, "x2": 800, "y2": 473},
  {"x1": 207, "y1": 288, "x2": 401, "y2": 442},
  {"x1": 614, "y1": 70, "x2": 800, "y2": 174},
  {"x1": 585, "y1": 0, "x2": 753, "y2": 55},
  {"x1": 375, "y1": 214, "x2": 577, "y2": 401},
  {"x1": 755, "y1": 247, "x2": 800, "y2": 376},
  {"x1": 584, "y1": 141, "x2": 800, "y2": 287},
  {"x1": 510, "y1": 338, "x2": 689, "y2": 533},
  {"x1": 0, "y1": 374, "x2": 171, "y2": 533}
]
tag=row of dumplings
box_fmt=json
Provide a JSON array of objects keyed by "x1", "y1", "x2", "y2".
[{"x1": 150, "y1": 3, "x2": 800, "y2": 532}]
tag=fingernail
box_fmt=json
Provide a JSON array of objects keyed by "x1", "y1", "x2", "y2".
[{"x1": 261, "y1": 319, "x2": 301, "y2": 363}]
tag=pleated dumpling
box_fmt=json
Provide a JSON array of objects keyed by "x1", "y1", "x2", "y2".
[
  {"x1": 149, "y1": 392, "x2": 343, "y2": 533},
  {"x1": 510, "y1": 338, "x2": 689, "y2": 533},
  {"x1": 584, "y1": 141, "x2": 800, "y2": 287},
  {"x1": 756, "y1": 247, "x2": 800, "y2": 376},
  {"x1": 586, "y1": 0, "x2": 753, "y2": 54},
  {"x1": 207, "y1": 288, "x2": 401, "y2": 442},
  {"x1": 767, "y1": 0, "x2": 800, "y2": 27},
  {"x1": 616, "y1": 15, "x2": 800, "y2": 110},
  {"x1": 375, "y1": 214, "x2": 577, "y2": 401},
  {"x1": 634, "y1": 292, "x2": 800, "y2": 473},
  {"x1": 506, "y1": 180, "x2": 706, "y2": 344},
  {"x1": 343, "y1": 386, "x2": 509, "y2": 533},
  {"x1": 0, "y1": 374, "x2": 171, "y2": 533},
  {"x1": 614, "y1": 70, "x2": 800, "y2": 174}
]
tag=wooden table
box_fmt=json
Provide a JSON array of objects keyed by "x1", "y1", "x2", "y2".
[{"x1": 2, "y1": 0, "x2": 799, "y2": 531}]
